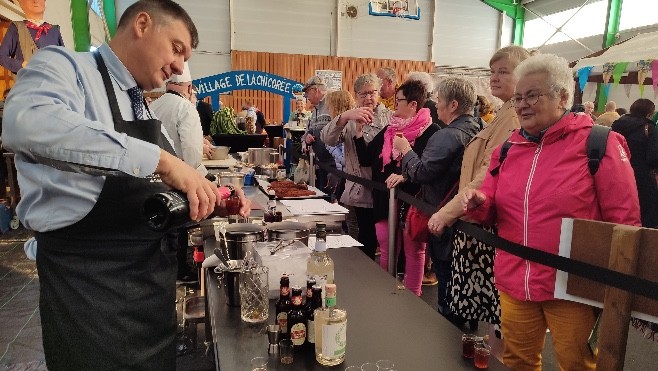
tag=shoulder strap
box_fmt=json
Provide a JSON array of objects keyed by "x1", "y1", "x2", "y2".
[
  {"x1": 587, "y1": 124, "x2": 611, "y2": 175},
  {"x1": 490, "y1": 140, "x2": 512, "y2": 176},
  {"x1": 13, "y1": 21, "x2": 37, "y2": 63}
]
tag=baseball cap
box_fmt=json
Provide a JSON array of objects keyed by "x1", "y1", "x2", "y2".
[
  {"x1": 169, "y1": 62, "x2": 192, "y2": 83},
  {"x1": 302, "y1": 76, "x2": 326, "y2": 92}
]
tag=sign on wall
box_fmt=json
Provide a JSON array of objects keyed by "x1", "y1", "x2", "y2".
[
  {"x1": 369, "y1": 0, "x2": 421, "y2": 20},
  {"x1": 315, "y1": 70, "x2": 343, "y2": 91}
]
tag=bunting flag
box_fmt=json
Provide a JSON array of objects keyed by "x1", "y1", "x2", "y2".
[
  {"x1": 602, "y1": 63, "x2": 615, "y2": 85},
  {"x1": 577, "y1": 67, "x2": 593, "y2": 92},
  {"x1": 623, "y1": 84, "x2": 632, "y2": 98},
  {"x1": 612, "y1": 62, "x2": 628, "y2": 85},
  {"x1": 604, "y1": 83, "x2": 611, "y2": 97},
  {"x1": 638, "y1": 60, "x2": 653, "y2": 98},
  {"x1": 651, "y1": 60, "x2": 658, "y2": 90}
]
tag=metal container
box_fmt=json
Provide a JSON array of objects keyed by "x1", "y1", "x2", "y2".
[
  {"x1": 218, "y1": 270, "x2": 242, "y2": 307},
  {"x1": 221, "y1": 223, "x2": 266, "y2": 261},
  {"x1": 248, "y1": 147, "x2": 276, "y2": 166},
  {"x1": 266, "y1": 221, "x2": 310, "y2": 246},
  {"x1": 210, "y1": 146, "x2": 230, "y2": 160},
  {"x1": 256, "y1": 166, "x2": 277, "y2": 179},
  {"x1": 199, "y1": 217, "x2": 228, "y2": 239},
  {"x1": 269, "y1": 152, "x2": 280, "y2": 164},
  {"x1": 217, "y1": 172, "x2": 246, "y2": 188}
]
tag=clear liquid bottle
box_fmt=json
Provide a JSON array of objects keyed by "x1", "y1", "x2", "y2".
[
  {"x1": 314, "y1": 284, "x2": 346, "y2": 366},
  {"x1": 307, "y1": 223, "x2": 334, "y2": 291}
]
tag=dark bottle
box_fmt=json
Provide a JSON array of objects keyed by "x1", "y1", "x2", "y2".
[
  {"x1": 304, "y1": 278, "x2": 317, "y2": 307},
  {"x1": 287, "y1": 287, "x2": 307, "y2": 349},
  {"x1": 275, "y1": 274, "x2": 292, "y2": 339},
  {"x1": 143, "y1": 186, "x2": 234, "y2": 231},
  {"x1": 306, "y1": 285, "x2": 322, "y2": 348}
]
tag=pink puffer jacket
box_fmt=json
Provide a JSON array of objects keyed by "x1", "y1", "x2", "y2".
[{"x1": 468, "y1": 113, "x2": 641, "y2": 302}]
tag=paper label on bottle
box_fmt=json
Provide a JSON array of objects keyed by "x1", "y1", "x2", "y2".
[
  {"x1": 290, "y1": 323, "x2": 306, "y2": 346},
  {"x1": 292, "y1": 296, "x2": 302, "y2": 306},
  {"x1": 307, "y1": 319, "x2": 315, "y2": 343},
  {"x1": 322, "y1": 322, "x2": 346, "y2": 357},
  {"x1": 277, "y1": 313, "x2": 288, "y2": 333}
]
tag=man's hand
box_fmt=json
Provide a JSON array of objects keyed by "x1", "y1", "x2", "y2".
[
  {"x1": 305, "y1": 134, "x2": 315, "y2": 145},
  {"x1": 155, "y1": 150, "x2": 218, "y2": 221},
  {"x1": 202, "y1": 138, "x2": 213, "y2": 158}
]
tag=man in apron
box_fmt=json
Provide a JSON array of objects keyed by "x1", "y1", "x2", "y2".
[{"x1": 2, "y1": 1, "x2": 250, "y2": 370}]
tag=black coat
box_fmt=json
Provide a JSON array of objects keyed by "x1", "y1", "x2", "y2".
[
  {"x1": 354, "y1": 123, "x2": 440, "y2": 221},
  {"x1": 611, "y1": 115, "x2": 658, "y2": 227}
]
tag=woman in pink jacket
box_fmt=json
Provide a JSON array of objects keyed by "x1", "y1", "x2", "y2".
[{"x1": 463, "y1": 54, "x2": 640, "y2": 370}]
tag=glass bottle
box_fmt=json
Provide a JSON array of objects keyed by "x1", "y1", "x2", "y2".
[
  {"x1": 275, "y1": 274, "x2": 292, "y2": 339},
  {"x1": 287, "y1": 287, "x2": 307, "y2": 349},
  {"x1": 305, "y1": 285, "x2": 322, "y2": 349},
  {"x1": 307, "y1": 223, "x2": 334, "y2": 291},
  {"x1": 264, "y1": 191, "x2": 277, "y2": 223},
  {"x1": 314, "y1": 284, "x2": 346, "y2": 366}
]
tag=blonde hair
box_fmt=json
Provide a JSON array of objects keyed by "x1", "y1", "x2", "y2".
[
  {"x1": 326, "y1": 90, "x2": 356, "y2": 117},
  {"x1": 489, "y1": 45, "x2": 532, "y2": 69}
]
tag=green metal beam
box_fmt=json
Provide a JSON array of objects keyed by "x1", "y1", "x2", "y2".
[
  {"x1": 103, "y1": 0, "x2": 117, "y2": 39},
  {"x1": 70, "y1": 0, "x2": 91, "y2": 52},
  {"x1": 482, "y1": 0, "x2": 525, "y2": 45},
  {"x1": 603, "y1": 0, "x2": 623, "y2": 48}
]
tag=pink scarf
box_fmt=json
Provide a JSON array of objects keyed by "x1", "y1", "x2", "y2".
[{"x1": 381, "y1": 108, "x2": 431, "y2": 169}]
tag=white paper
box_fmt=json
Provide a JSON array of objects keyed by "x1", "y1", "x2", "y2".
[
  {"x1": 555, "y1": 218, "x2": 658, "y2": 324},
  {"x1": 280, "y1": 199, "x2": 349, "y2": 215},
  {"x1": 308, "y1": 235, "x2": 363, "y2": 249}
]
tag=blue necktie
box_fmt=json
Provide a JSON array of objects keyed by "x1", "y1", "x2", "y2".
[{"x1": 127, "y1": 86, "x2": 145, "y2": 120}]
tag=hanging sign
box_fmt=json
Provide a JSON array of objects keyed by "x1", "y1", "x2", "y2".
[{"x1": 315, "y1": 70, "x2": 343, "y2": 91}]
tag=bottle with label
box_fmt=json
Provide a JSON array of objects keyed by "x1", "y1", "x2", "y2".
[
  {"x1": 305, "y1": 285, "x2": 322, "y2": 349},
  {"x1": 314, "y1": 284, "x2": 346, "y2": 366},
  {"x1": 143, "y1": 186, "x2": 234, "y2": 231},
  {"x1": 304, "y1": 278, "x2": 316, "y2": 306},
  {"x1": 307, "y1": 223, "x2": 334, "y2": 291},
  {"x1": 275, "y1": 274, "x2": 292, "y2": 339},
  {"x1": 264, "y1": 191, "x2": 277, "y2": 223},
  {"x1": 287, "y1": 287, "x2": 307, "y2": 349}
]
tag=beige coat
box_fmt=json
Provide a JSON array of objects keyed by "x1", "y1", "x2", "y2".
[
  {"x1": 595, "y1": 111, "x2": 620, "y2": 127},
  {"x1": 321, "y1": 103, "x2": 390, "y2": 208},
  {"x1": 436, "y1": 100, "x2": 520, "y2": 225}
]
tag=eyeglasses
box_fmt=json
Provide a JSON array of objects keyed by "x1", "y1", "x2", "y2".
[
  {"x1": 512, "y1": 91, "x2": 545, "y2": 107},
  {"x1": 357, "y1": 90, "x2": 378, "y2": 99},
  {"x1": 395, "y1": 97, "x2": 408, "y2": 103}
]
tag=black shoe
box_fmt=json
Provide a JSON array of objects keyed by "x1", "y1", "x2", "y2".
[{"x1": 468, "y1": 319, "x2": 479, "y2": 332}]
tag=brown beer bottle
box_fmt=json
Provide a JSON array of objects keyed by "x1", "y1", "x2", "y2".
[
  {"x1": 275, "y1": 274, "x2": 292, "y2": 339},
  {"x1": 306, "y1": 285, "x2": 322, "y2": 349},
  {"x1": 287, "y1": 287, "x2": 307, "y2": 349}
]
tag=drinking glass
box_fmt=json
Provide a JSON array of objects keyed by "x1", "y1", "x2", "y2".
[
  {"x1": 361, "y1": 363, "x2": 378, "y2": 371},
  {"x1": 462, "y1": 333, "x2": 478, "y2": 359},
  {"x1": 239, "y1": 266, "x2": 269, "y2": 323},
  {"x1": 250, "y1": 356, "x2": 268, "y2": 371},
  {"x1": 474, "y1": 343, "x2": 491, "y2": 369},
  {"x1": 279, "y1": 339, "x2": 294, "y2": 364},
  {"x1": 377, "y1": 359, "x2": 395, "y2": 370},
  {"x1": 344, "y1": 367, "x2": 360, "y2": 371}
]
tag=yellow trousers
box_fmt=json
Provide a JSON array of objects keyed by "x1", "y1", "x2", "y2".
[{"x1": 499, "y1": 291, "x2": 596, "y2": 371}]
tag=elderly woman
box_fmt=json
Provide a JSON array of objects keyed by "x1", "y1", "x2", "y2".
[
  {"x1": 393, "y1": 78, "x2": 481, "y2": 299},
  {"x1": 354, "y1": 80, "x2": 439, "y2": 295},
  {"x1": 321, "y1": 73, "x2": 390, "y2": 259},
  {"x1": 611, "y1": 98, "x2": 658, "y2": 228},
  {"x1": 463, "y1": 54, "x2": 640, "y2": 370},
  {"x1": 428, "y1": 45, "x2": 530, "y2": 336}
]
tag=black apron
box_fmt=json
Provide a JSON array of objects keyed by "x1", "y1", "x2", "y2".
[{"x1": 35, "y1": 53, "x2": 178, "y2": 371}]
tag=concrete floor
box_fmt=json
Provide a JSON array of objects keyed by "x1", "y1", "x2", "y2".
[{"x1": 0, "y1": 228, "x2": 656, "y2": 370}]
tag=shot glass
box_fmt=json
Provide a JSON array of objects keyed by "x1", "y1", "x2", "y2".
[
  {"x1": 344, "y1": 367, "x2": 361, "y2": 371},
  {"x1": 462, "y1": 333, "x2": 477, "y2": 359},
  {"x1": 250, "y1": 356, "x2": 268, "y2": 371},
  {"x1": 474, "y1": 343, "x2": 491, "y2": 369},
  {"x1": 396, "y1": 272, "x2": 405, "y2": 290},
  {"x1": 376, "y1": 359, "x2": 396, "y2": 370},
  {"x1": 279, "y1": 339, "x2": 294, "y2": 365},
  {"x1": 361, "y1": 363, "x2": 378, "y2": 371}
]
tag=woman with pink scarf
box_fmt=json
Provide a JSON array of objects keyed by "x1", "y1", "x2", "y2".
[{"x1": 354, "y1": 80, "x2": 439, "y2": 295}]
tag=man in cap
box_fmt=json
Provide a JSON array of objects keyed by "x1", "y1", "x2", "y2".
[
  {"x1": 302, "y1": 75, "x2": 338, "y2": 194},
  {"x1": 2, "y1": 1, "x2": 249, "y2": 369},
  {"x1": 150, "y1": 61, "x2": 208, "y2": 176}
]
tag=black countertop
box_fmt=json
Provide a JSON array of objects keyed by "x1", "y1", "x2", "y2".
[{"x1": 204, "y1": 239, "x2": 507, "y2": 370}]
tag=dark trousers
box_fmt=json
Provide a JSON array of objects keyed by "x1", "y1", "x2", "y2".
[
  {"x1": 428, "y1": 229, "x2": 454, "y2": 315},
  {"x1": 354, "y1": 206, "x2": 377, "y2": 260}
]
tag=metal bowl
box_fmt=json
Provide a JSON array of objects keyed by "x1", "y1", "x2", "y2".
[
  {"x1": 210, "y1": 146, "x2": 231, "y2": 160},
  {"x1": 217, "y1": 172, "x2": 245, "y2": 188},
  {"x1": 266, "y1": 221, "x2": 310, "y2": 245}
]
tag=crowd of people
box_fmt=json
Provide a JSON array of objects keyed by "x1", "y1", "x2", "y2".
[{"x1": 1, "y1": 0, "x2": 656, "y2": 370}]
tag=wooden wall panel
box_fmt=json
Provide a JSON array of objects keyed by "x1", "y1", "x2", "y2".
[{"x1": 218, "y1": 50, "x2": 434, "y2": 123}]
